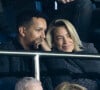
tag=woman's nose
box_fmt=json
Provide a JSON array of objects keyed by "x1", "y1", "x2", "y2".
[{"x1": 63, "y1": 37, "x2": 68, "y2": 43}]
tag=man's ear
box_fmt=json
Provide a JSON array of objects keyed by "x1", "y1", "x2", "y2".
[{"x1": 18, "y1": 26, "x2": 26, "y2": 37}]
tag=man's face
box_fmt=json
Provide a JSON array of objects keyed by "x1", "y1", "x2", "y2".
[{"x1": 21, "y1": 17, "x2": 47, "y2": 50}]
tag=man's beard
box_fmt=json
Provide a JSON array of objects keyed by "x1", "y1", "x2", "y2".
[{"x1": 30, "y1": 38, "x2": 43, "y2": 50}]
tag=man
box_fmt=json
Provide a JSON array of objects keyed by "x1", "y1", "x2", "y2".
[
  {"x1": 16, "y1": 10, "x2": 50, "y2": 51},
  {"x1": 15, "y1": 77, "x2": 43, "y2": 90},
  {"x1": 0, "y1": 10, "x2": 52, "y2": 90},
  {"x1": 0, "y1": 10, "x2": 50, "y2": 72}
]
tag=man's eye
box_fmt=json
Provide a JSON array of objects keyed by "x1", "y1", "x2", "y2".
[
  {"x1": 57, "y1": 37, "x2": 63, "y2": 40},
  {"x1": 36, "y1": 29, "x2": 42, "y2": 31}
]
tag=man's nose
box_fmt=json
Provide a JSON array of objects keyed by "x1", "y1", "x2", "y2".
[{"x1": 41, "y1": 31, "x2": 45, "y2": 38}]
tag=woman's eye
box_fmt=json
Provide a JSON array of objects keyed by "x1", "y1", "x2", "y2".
[
  {"x1": 57, "y1": 37, "x2": 63, "y2": 40},
  {"x1": 66, "y1": 33, "x2": 71, "y2": 38},
  {"x1": 66, "y1": 34, "x2": 70, "y2": 37}
]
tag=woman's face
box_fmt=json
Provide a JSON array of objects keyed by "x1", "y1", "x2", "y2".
[{"x1": 53, "y1": 26, "x2": 74, "y2": 52}]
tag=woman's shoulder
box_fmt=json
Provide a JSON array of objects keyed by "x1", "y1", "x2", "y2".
[{"x1": 82, "y1": 42, "x2": 98, "y2": 53}]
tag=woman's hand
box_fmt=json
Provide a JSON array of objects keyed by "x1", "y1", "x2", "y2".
[{"x1": 41, "y1": 39, "x2": 51, "y2": 51}]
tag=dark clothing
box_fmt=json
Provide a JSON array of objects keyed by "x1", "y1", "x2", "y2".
[
  {"x1": 43, "y1": 43, "x2": 100, "y2": 90},
  {"x1": 0, "y1": 38, "x2": 33, "y2": 74},
  {"x1": 0, "y1": 38, "x2": 53, "y2": 90},
  {"x1": 42, "y1": 0, "x2": 93, "y2": 42}
]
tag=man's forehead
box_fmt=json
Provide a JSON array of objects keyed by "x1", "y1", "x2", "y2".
[
  {"x1": 32, "y1": 17, "x2": 46, "y2": 22},
  {"x1": 32, "y1": 17, "x2": 47, "y2": 29}
]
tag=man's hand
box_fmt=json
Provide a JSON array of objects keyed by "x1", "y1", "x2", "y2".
[
  {"x1": 32, "y1": 38, "x2": 42, "y2": 49},
  {"x1": 58, "y1": 0, "x2": 74, "y2": 4},
  {"x1": 32, "y1": 38, "x2": 51, "y2": 51}
]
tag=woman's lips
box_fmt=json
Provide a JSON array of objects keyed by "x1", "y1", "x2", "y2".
[{"x1": 62, "y1": 44, "x2": 72, "y2": 49}]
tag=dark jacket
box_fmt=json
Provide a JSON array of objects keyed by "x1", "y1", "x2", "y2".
[
  {"x1": 0, "y1": 38, "x2": 53, "y2": 90},
  {"x1": 43, "y1": 43, "x2": 100, "y2": 90}
]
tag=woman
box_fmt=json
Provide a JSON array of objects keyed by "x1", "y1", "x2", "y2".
[
  {"x1": 46, "y1": 19, "x2": 97, "y2": 53},
  {"x1": 44, "y1": 19, "x2": 100, "y2": 90}
]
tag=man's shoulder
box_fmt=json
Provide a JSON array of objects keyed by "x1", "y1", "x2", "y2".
[{"x1": 0, "y1": 40, "x2": 15, "y2": 50}]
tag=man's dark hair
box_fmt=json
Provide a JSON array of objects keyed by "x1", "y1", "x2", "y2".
[{"x1": 16, "y1": 10, "x2": 47, "y2": 28}]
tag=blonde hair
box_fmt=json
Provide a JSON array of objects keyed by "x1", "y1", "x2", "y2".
[
  {"x1": 46, "y1": 19, "x2": 83, "y2": 51},
  {"x1": 55, "y1": 82, "x2": 87, "y2": 90}
]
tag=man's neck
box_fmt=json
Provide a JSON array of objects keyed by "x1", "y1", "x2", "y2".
[{"x1": 18, "y1": 37, "x2": 30, "y2": 50}]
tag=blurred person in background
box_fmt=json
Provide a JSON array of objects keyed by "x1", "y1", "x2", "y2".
[
  {"x1": 55, "y1": 82, "x2": 87, "y2": 90},
  {"x1": 15, "y1": 77, "x2": 43, "y2": 90},
  {"x1": 42, "y1": 0, "x2": 93, "y2": 42}
]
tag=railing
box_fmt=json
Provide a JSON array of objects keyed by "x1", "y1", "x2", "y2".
[{"x1": 0, "y1": 50, "x2": 100, "y2": 80}]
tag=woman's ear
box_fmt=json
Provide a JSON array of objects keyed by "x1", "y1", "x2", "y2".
[{"x1": 18, "y1": 26, "x2": 26, "y2": 37}]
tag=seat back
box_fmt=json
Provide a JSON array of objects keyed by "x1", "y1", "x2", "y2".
[{"x1": 91, "y1": 8, "x2": 100, "y2": 52}]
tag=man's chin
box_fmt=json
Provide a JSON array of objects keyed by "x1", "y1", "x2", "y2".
[{"x1": 30, "y1": 45, "x2": 42, "y2": 50}]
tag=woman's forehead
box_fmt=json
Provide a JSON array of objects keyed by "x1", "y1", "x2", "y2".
[{"x1": 54, "y1": 26, "x2": 68, "y2": 34}]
